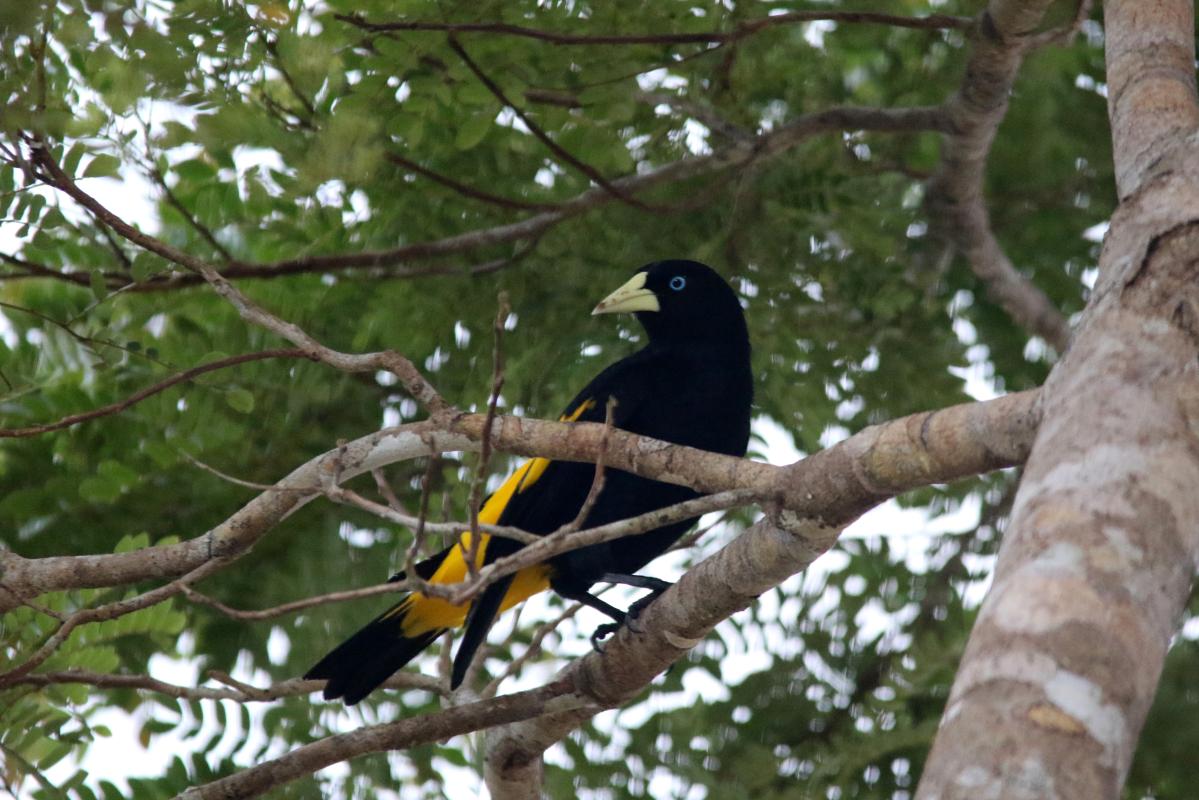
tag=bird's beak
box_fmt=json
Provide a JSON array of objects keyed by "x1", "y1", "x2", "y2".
[{"x1": 592, "y1": 271, "x2": 660, "y2": 315}]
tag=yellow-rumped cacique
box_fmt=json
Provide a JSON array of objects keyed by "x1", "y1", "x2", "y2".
[{"x1": 306, "y1": 260, "x2": 753, "y2": 704}]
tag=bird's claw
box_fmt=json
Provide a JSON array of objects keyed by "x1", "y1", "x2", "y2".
[{"x1": 590, "y1": 623, "x2": 620, "y2": 652}]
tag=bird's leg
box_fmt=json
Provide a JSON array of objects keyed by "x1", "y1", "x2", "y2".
[
  {"x1": 591, "y1": 573, "x2": 675, "y2": 638},
  {"x1": 601, "y1": 573, "x2": 673, "y2": 627},
  {"x1": 600, "y1": 573, "x2": 672, "y2": 597},
  {"x1": 553, "y1": 586, "x2": 628, "y2": 651}
]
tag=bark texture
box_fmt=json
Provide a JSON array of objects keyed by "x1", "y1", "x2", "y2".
[{"x1": 917, "y1": 2, "x2": 1199, "y2": 797}]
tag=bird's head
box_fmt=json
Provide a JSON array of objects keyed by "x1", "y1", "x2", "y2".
[{"x1": 592, "y1": 260, "x2": 748, "y2": 349}]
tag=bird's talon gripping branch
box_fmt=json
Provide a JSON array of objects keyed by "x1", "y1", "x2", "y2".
[
  {"x1": 307, "y1": 261, "x2": 751, "y2": 703},
  {"x1": 590, "y1": 623, "x2": 619, "y2": 652}
]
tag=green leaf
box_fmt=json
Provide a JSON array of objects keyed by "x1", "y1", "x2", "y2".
[
  {"x1": 79, "y1": 476, "x2": 121, "y2": 504},
  {"x1": 82, "y1": 154, "x2": 121, "y2": 179},
  {"x1": 225, "y1": 387, "x2": 255, "y2": 414},
  {"x1": 454, "y1": 112, "x2": 494, "y2": 150},
  {"x1": 89, "y1": 270, "x2": 108, "y2": 302},
  {"x1": 113, "y1": 532, "x2": 151, "y2": 553},
  {"x1": 63, "y1": 143, "x2": 87, "y2": 176}
]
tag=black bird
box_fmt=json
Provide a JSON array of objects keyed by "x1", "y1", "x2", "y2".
[{"x1": 306, "y1": 260, "x2": 753, "y2": 704}]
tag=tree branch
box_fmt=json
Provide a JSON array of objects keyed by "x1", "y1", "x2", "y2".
[
  {"x1": 175, "y1": 679, "x2": 586, "y2": 800},
  {"x1": 25, "y1": 137, "x2": 449, "y2": 416},
  {"x1": 148, "y1": 166, "x2": 235, "y2": 261},
  {"x1": 384, "y1": 151, "x2": 560, "y2": 212},
  {"x1": 924, "y1": 0, "x2": 1073, "y2": 352},
  {"x1": 0, "y1": 348, "x2": 311, "y2": 438},
  {"x1": 1103, "y1": 0, "x2": 1199, "y2": 198},
  {"x1": 14, "y1": 103, "x2": 948, "y2": 292},
  {"x1": 14, "y1": 668, "x2": 441, "y2": 702},
  {"x1": 336, "y1": 11, "x2": 972, "y2": 46},
  {"x1": 0, "y1": 390, "x2": 1041, "y2": 614},
  {"x1": 0, "y1": 557, "x2": 231, "y2": 688},
  {"x1": 448, "y1": 35, "x2": 674, "y2": 213}
]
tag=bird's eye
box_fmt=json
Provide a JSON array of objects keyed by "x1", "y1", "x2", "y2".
[{"x1": 669, "y1": 276, "x2": 686, "y2": 291}]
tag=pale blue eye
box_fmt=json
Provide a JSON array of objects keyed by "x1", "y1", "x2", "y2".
[{"x1": 669, "y1": 276, "x2": 686, "y2": 291}]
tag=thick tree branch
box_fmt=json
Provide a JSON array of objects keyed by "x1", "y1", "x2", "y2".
[
  {"x1": 0, "y1": 390, "x2": 1039, "y2": 612},
  {"x1": 918, "y1": 2, "x2": 1199, "y2": 796},
  {"x1": 1103, "y1": 0, "x2": 1199, "y2": 198},
  {"x1": 925, "y1": 0, "x2": 1073, "y2": 352}
]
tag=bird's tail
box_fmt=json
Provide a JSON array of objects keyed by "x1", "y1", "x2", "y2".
[
  {"x1": 307, "y1": 495, "x2": 552, "y2": 703},
  {"x1": 305, "y1": 597, "x2": 446, "y2": 705},
  {"x1": 307, "y1": 545, "x2": 458, "y2": 705}
]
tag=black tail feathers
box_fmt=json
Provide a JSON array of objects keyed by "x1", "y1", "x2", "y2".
[
  {"x1": 306, "y1": 609, "x2": 444, "y2": 705},
  {"x1": 450, "y1": 574, "x2": 514, "y2": 689},
  {"x1": 308, "y1": 547, "x2": 457, "y2": 704}
]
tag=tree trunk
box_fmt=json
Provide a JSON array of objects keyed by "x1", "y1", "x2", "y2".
[{"x1": 917, "y1": 1, "x2": 1199, "y2": 797}]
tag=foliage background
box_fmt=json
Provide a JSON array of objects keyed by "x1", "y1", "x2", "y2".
[{"x1": 0, "y1": 0, "x2": 1194, "y2": 798}]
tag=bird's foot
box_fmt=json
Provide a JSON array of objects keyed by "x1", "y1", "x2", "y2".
[
  {"x1": 589, "y1": 592, "x2": 664, "y2": 651},
  {"x1": 590, "y1": 622, "x2": 620, "y2": 652}
]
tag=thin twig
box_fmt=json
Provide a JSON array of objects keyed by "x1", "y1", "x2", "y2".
[
  {"x1": 323, "y1": 484, "x2": 537, "y2": 547},
  {"x1": 0, "y1": 299, "x2": 144, "y2": 363},
  {"x1": 12, "y1": 104, "x2": 944, "y2": 292},
  {"x1": 150, "y1": 166, "x2": 235, "y2": 261},
  {"x1": 0, "y1": 740, "x2": 63, "y2": 800},
  {"x1": 668, "y1": 511, "x2": 731, "y2": 553},
  {"x1": 1027, "y1": 0, "x2": 1094, "y2": 47},
  {"x1": 180, "y1": 582, "x2": 408, "y2": 621},
  {"x1": 466, "y1": 293, "x2": 512, "y2": 578},
  {"x1": 0, "y1": 348, "x2": 312, "y2": 438},
  {"x1": 0, "y1": 556, "x2": 231, "y2": 687},
  {"x1": 264, "y1": 36, "x2": 318, "y2": 120},
  {"x1": 385, "y1": 152, "x2": 560, "y2": 212},
  {"x1": 92, "y1": 218, "x2": 133, "y2": 269},
  {"x1": 636, "y1": 91, "x2": 753, "y2": 142},
  {"x1": 15, "y1": 668, "x2": 443, "y2": 701},
  {"x1": 337, "y1": 11, "x2": 972, "y2": 45},
  {"x1": 445, "y1": 489, "x2": 760, "y2": 606},
  {"x1": 562, "y1": 396, "x2": 616, "y2": 532},
  {"x1": 323, "y1": 472, "x2": 756, "y2": 611},
  {"x1": 405, "y1": 456, "x2": 440, "y2": 582},
  {"x1": 447, "y1": 36, "x2": 658, "y2": 213},
  {"x1": 481, "y1": 599, "x2": 587, "y2": 698},
  {"x1": 438, "y1": 629, "x2": 454, "y2": 687},
  {"x1": 26, "y1": 136, "x2": 451, "y2": 416},
  {"x1": 372, "y1": 467, "x2": 408, "y2": 513},
  {"x1": 180, "y1": 450, "x2": 316, "y2": 493}
]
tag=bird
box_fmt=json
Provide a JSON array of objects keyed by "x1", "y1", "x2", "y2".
[{"x1": 306, "y1": 259, "x2": 753, "y2": 704}]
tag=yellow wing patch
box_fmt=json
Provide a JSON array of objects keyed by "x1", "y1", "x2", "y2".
[{"x1": 392, "y1": 397, "x2": 597, "y2": 636}]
